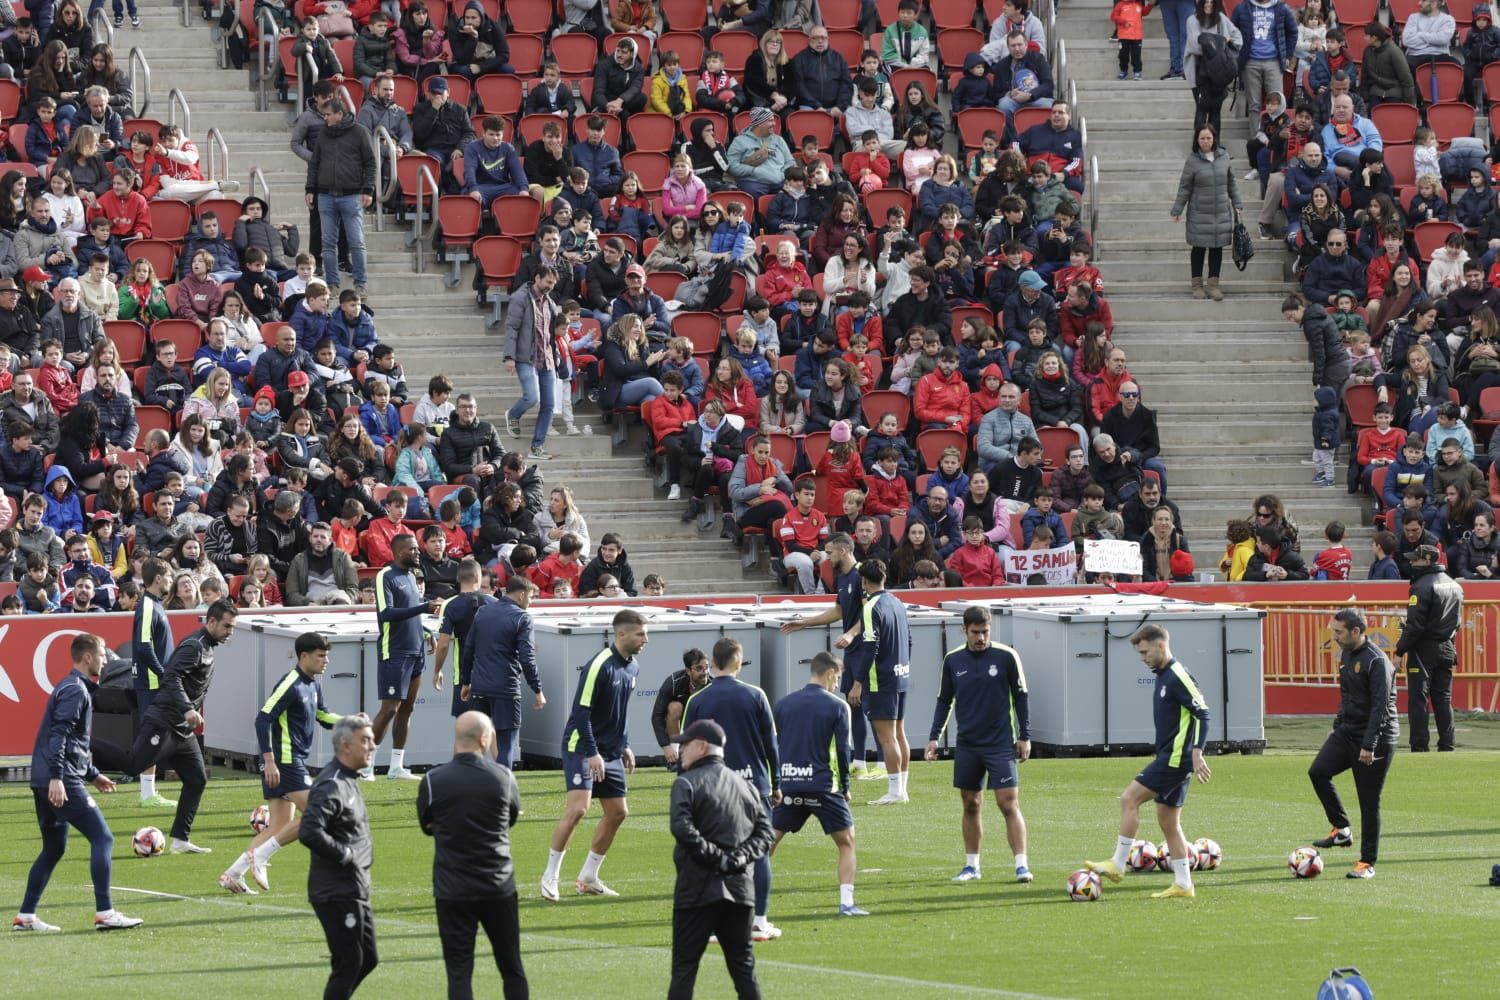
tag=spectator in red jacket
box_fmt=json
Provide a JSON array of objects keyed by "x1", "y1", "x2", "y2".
[
  {"x1": 1088, "y1": 345, "x2": 1133, "y2": 426},
  {"x1": 1356, "y1": 402, "x2": 1405, "y2": 492},
  {"x1": 361, "y1": 490, "x2": 415, "y2": 567},
  {"x1": 946, "y1": 516, "x2": 1004, "y2": 585},
  {"x1": 814, "y1": 421, "x2": 866, "y2": 516},
  {"x1": 1058, "y1": 281, "x2": 1113, "y2": 348},
  {"x1": 527, "y1": 531, "x2": 586, "y2": 595},
  {"x1": 864, "y1": 446, "x2": 912, "y2": 518},
  {"x1": 86, "y1": 170, "x2": 151, "y2": 240},
  {"x1": 777, "y1": 476, "x2": 831, "y2": 593},
  {"x1": 914, "y1": 347, "x2": 973, "y2": 433}
]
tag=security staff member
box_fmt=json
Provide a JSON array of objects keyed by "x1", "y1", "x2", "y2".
[
  {"x1": 652, "y1": 648, "x2": 710, "y2": 767},
  {"x1": 433, "y1": 558, "x2": 496, "y2": 717},
  {"x1": 668, "y1": 719, "x2": 774, "y2": 1000},
  {"x1": 1396, "y1": 544, "x2": 1463, "y2": 752},
  {"x1": 131, "y1": 557, "x2": 175, "y2": 809},
  {"x1": 417, "y1": 712, "x2": 528, "y2": 1000},
  {"x1": 461, "y1": 576, "x2": 546, "y2": 768},
  {"x1": 301, "y1": 714, "x2": 378, "y2": 1000},
  {"x1": 1309, "y1": 608, "x2": 1398, "y2": 880}
]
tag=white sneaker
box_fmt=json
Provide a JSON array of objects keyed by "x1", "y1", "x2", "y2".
[
  {"x1": 218, "y1": 872, "x2": 257, "y2": 895},
  {"x1": 94, "y1": 911, "x2": 144, "y2": 931},
  {"x1": 565, "y1": 423, "x2": 582, "y2": 436},
  {"x1": 503, "y1": 413, "x2": 520, "y2": 438},
  {"x1": 12, "y1": 915, "x2": 61, "y2": 932},
  {"x1": 248, "y1": 853, "x2": 270, "y2": 892},
  {"x1": 540, "y1": 876, "x2": 560, "y2": 901},
  {"x1": 1243, "y1": 168, "x2": 1259, "y2": 180},
  {"x1": 667, "y1": 484, "x2": 681, "y2": 500},
  {"x1": 386, "y1": 766, "x2": 421, "y2": 780},
  {"x1": 751, "y1": 921, "x2": 783, "y2": 942},
  {"x1": 358, "y1": 766, "x2": 376, "y2": 782},
  {"x1": 575, "y1": 875, "x2": 619, "y2": 897},
  {"x1": 867, "y1": 792, "x2": 909, "y2": 806},
  {"x1": 170, "y1": 838, "x2": 212, "y2": 854}
]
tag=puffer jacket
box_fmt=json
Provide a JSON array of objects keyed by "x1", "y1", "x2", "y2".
[
  {"x1": 1170, "y1": 144, "x2": 1242, "y2": 249},
  {"x1": 1027, "y1": 370, "x2": 1083, "y2": 427},
  {"x1": 305, "y1": 112, "x2": 376, "y2": 197}
]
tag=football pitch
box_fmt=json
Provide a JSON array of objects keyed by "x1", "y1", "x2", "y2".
[{"x1": 3, "y1": 719, "x2": 1498, "y2": 1000}]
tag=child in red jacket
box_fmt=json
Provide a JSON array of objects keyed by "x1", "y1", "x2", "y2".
[
  {"x1": 649, "y1": 373, "x2": 699, "y2": 500},
  {"x1": 946, "y1": 515, "x2": 1004, "y2": 585},
  {"x1": 36, "y1": 340, "x2": 78, "y2": 417},
  {"x1": 814, "y1": 421, "x2": 866, "y2": 516},
  {"x1": 87, "y1": 172, "x2": 152, "y2": 240},
  {"x1": 864, "y1": 447, "x2": 912, "y2": 517},
  {"x1": 1111, "y1": 0, "x2": 1152, "y2": 81}
]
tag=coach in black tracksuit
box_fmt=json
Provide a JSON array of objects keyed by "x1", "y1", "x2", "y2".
[
  {"x1": 1308, "y1": 608, "x2": 1398, "y2": 878},
  {"x1": 1396, "y1": 544, "x2": 1464, "y2": 753}
]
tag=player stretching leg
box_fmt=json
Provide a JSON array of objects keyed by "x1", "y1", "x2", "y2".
[
  {"x1": 221, "y1": 632, "x2": 341, "y2": 894},
  {"x1": 540, "y1": 609, "x2": 646, "y2": 901},
  {"x1": 772, "y1": 652, "x2": 868, "y2": 917},
  {"x1": 844, "y1": 560, "x2": 912, "y2": 805},
  {"x1": 925, "y1": 606, "x2": 1033, "y2": 884},
  {"x1": 367, "y1": 534, "x2": 443, "y2": 781},
  {"x1": 1086, "y1": 625, "x2": 1212, "y2": 899}
]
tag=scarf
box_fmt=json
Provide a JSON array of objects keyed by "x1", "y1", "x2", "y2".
[
  {"x1": 745, "y1": 454, "x2": 792, "y2": 511},
  {"x1": 696, "y1": 414, "x2": 722, "y2": 456}
]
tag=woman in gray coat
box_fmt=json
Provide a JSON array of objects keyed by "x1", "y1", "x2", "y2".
[{"x1": 1170, "y1": 123, "x2": 1242, "y2": 301}]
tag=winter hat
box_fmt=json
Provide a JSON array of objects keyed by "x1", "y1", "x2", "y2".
[
  {"x1": 1170, "y1": 550, "x2": 1195, "y2": 579},
  {"x1": 253, "y1": 385, "x2": 277, "y2": 405},
  {"x1": 749, "y1": 107, "x2": 776, "y2": 131},
  {"x1": 1018, "y1": 270, "x2": 1046, "y2": 290},
  {"x1": 1474, "y1": 3, "x2": 1490, "y2": 24},
  {"x1": 830, "y1": 420, "x2": 852, "y2": 444}
]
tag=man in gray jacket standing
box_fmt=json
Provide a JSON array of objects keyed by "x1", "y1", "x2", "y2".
[
  {"x1": 668, "y1": 719, "x2": 774, "y2": 1000},
  {"x1": 306, "y1": 105, "x2": 375, "y2": 296},
  {"x1": 501, "y1": 267, "x2": 559, "y2": 461}
]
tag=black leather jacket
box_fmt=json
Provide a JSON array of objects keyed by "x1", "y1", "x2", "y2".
[
  {"x1": 300, "y1": 760, "x2": 373, "y2": 903},
  {"x1": 669, "y1": 754, "x2": 774, "y2": 910},
  {"x1": 1334, "y1": 640, "x2": 1399, "y2": 751}
]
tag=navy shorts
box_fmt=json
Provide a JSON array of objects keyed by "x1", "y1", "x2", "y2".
[
  {"x1": 1135, "y1": 759, "x2": 1193, "y2": 808},
  {"x1": 952, "y1": 746, "x2": 1019, "y2": 791},
  {"x1": 773, "y1": 790, "x2": 854, "y2": 835},
  {"x1": 377, "y1": 653, "x2": 425, "y2": 701},
  {"x1": 561, "y1": 749, "x2": 628, "y2": 799},
  {"x1": 863, "y1": 689, "x2": 906, "y2": 722},
  {"x1": 263, "y1": 762, "x2": 312, "y2": 800}
]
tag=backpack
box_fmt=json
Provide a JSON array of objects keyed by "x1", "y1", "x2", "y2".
[{"x1": 1196, "y1": 32, "x2": 1238, "y2": 95}]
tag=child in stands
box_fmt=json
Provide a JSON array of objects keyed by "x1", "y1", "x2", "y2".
[{"x1": 1313, "y1": 520, "x2": 1352, "y2": 580}]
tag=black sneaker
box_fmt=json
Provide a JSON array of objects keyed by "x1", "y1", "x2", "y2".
[
  {"x1": 1258, "y1": 223, "x2": 1274, "y2": 240},
  {"x1": 1313, "y1": 828, "x2": 1353, "y2": 849},
  {"x1": 114, "y1": 12, "x2": 124, "y2": 25},
  {"x1": 1489, "y1": 864, "x2": 1500, "y2": 886},
  {"x1": 131, "y1": 13, "x2": 140, "y2": 26}
]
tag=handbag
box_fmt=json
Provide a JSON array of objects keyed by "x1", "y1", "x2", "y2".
[
  {"x1": 317, "y1": 2, "x2": 355, "y2": 38},
  {"x1": 1231, "y1": 219, "x2": 1255, "y2": 271}
]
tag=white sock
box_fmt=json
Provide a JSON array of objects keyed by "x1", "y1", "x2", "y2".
[
  {"x1": 839, "y1": 884, "x2": 854, "y2": 908},
  {"x1": 1171, "y1": 857, "x2": 1193, "y2": 889},
  {"x1": 227, "y1": 850, "x2": 252, "y2": 877},
  {"x1": 1014, "y1": 853, "x2": 1028, "y2": 871},
  {"x1": 140, "y1": 773, "x2": 155, "y2": 798},
  {"x1": 1337, "y1": 826, "x2": 1351, "y2": 836},
  {"x1": 1113, "y1": 835, "x2": 1134, "y2": 871},
  {"x1": 965, "y1": 853, "x2": 980, "y2": 871},
  {"x1": 18, "y1": 912, "x2": 35, "y2": 921},
  {"x1": 95, "y1": 910, "x2": 112, "y2": 919},
  {"x1": 897, "y1": 771, "x2": 909, "y2": 795},
  {"x1": 252, "y1": 836, "x2": 282, "y2": 866},
  {"x1": 754, "y1": 913, "x2": 768, "y2": 928},
  {"x1": 887, "y1": 774, "x2": 900, "y2": 797},
  {"x1": 543, "y1": 848, "x2": 566, "y2": 882},
  {"x1": 579, "y1": 850, "x2": 606, "y2": 881},
  {"x1": 850, "y1": 758, "x2": 866, "y2": 771},
  {"x1": 390, "y1": 748, "x2": 405, "y2": 770}
]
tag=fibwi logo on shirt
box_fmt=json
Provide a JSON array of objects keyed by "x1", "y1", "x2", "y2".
[{"x1": 988, "y1": 665, "x2": 998, "y2": 677}]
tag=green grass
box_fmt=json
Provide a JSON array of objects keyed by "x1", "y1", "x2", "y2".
[{"x1": 4, "y1": 719, "x2": 1500, "y2": 999}]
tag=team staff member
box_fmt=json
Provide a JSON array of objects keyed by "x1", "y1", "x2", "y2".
[
  {"x1": 1086, "y1": 624, "x2": 1212, "y2": 899},
  {"x1": 13, "y1": 633, "x2": 144, "y2": 933},
  {"x1": 461, "y1": 576, "x2": 546, "y2": 768},
  {"x1": 432, "y1": 558, "x2": 496, "y2": 716},
  {"x1": 369, "y1": 534, "x2": 444, "y2": 780},
  {"x1": 925, "y1": 605, "x2": 1034, "y2": 885},
  {"x1": 652, "y1": 648, "x2": 710, "y2": 767},
  {"x1": 126, "y1": 600, "x2": 239, "y2": 856},
  {"x1": 220, "y1": 632, "x2": 342, "y2": 895},
  {"x1": 779, "y1": 533, "x2": 880, "y2": 779},
  {"x1": 131, "y1": 557, "x2": 176, "y2": 809},
  {"x1": 1308, "y1": 609, "x2": 1398, "y2": 880},
  {"x1": 418, "y1": 712, "x2": 529, "y2": 1000},
  {"x1": 540, "y1": 608, "x2": 647, "y2": 901},
  {"x1": 302, "y1": 714, "x2": 379, "y2": 1000},
  {"x1": 683, "y1": 638, "x2": 782, "y2": 942},
  {"x1": 668, "y1": 719, "x2": 775, "y2": 1000},
  {"x1": 770, "y1": 651, "x2": 867, "y2": 917},
  {"x1": 1396, "y1": 544, "x2": 1463, "y2": 753},
  {"x1": 844, "y1": 559, "x2": 912, "y2": 805}
]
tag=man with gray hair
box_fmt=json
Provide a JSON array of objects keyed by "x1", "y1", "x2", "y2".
[
  {"x1": 40, "y1": 275, "x2": 104, "y2": 372},
  {"x1": 257, "y1": 490, "x2": 310, "y2": 581},
  {"x1": 301, "y1": 712, "x2": 378, "y2": 999}
]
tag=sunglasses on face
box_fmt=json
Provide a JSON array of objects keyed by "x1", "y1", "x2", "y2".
[{"x1": 1120, "y1": 391, "x2": 1140, "y2": 398}]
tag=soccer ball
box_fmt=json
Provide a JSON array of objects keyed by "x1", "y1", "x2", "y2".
[
  {"x1": 1184, "y1": 843, "x2": 1203, "y2": 871},
  {"x1": 1126, "y1": 839, "x2": 1159, "y2": 872},
  {"x1": 250, "y1": 804, "x2": 271, "y2": 833},
  {"x1": 1066, "y1": 869, "x2": 1102, "y2": 902},
  {"x1": 1194, "y1": 838, "x2": 1223, "y2": 870},
  {"x1": 1156, "y1": 841, "x2": 1172, "y2": 871},
  {"x1": 1289, "y1": 846, "x2": 1324, "y2": 878},
  {"x1": 133, "y1": 826, "x2": 166, "y2": 857}
]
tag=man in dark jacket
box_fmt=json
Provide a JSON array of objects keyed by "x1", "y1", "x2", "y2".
[
  {"x1": 80, "y1": 370, "x2": 137, "y2": 449},
  {"x1": 439, "y1": 393, "x2": 505, "y2": 493},
  {"x1": 0, "y1": 277, "x2": 42, "y2": 368},
  {"x1": 1244, "y1": 525, "x2": 1311, "y2": 580},
  {"x1": 991, "y1": 30, "x2": 1054, "y2": 118},
  {"x1": 1001, "y1": 273, "x2": 1059, "y2": 344},
  {"x1": 1099, "y1": 382, "x2": 1168, "y2": 495},
  {"x1": 668, "y1": 718, "x2": 774, "y2": 1000},
  {"x1": 306, "y1": 106, "x2": 375, "y2": 293},
  {"x1": 886, "y1": 266, "x2": 952, "y2": 344},
  {"x1": 1301, "y1": 229, "x2": 1364, "y2": 305},
  {"x1": 579, "y1": 533, "x2": 636, "y2": 596},
  {"x1": 1396, "y1": 544, "x2": 1463, "y2": 752},
  {"x1": 1120, "y1": 477, "x2": 1181, "y2": 539},
  {"x1": 914, "y1": 485, "x2": 964, "y2": 558},
  {"x1": 461, "y1": 576, "x2": 546, "y2": 769},
  {"x1": 301, "y1": 713, "x2": 378, "y2": 1000},
  {"x1": 791, "y1": 27, "x2": 853, "y2": 115},
  {"x1": 0, "y1": 370, "x2": 59, "y2": 451},
  {"x1": 413, "y1": 76, "x2": 478, "y2": 192},
  {"x1": 592, "y1": 37, "x2": 647, "y2": 118},
  {"x1": 1307, "y1": 608, "x2": 1398, "y2": 880},
  {"x1": 256, "y1": 323, "x2": 320, "y2": 395},
  {"x1": 257, "y1": 490, "x2": 309, "y2": 579},
  {"x1": 417, "y1": 712, "x2": 528, "y2": 999}
]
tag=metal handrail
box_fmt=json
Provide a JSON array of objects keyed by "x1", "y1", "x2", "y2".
[
  {"x1": 181, "y1": 0, "x2": 191, "y2": 27},
  {"x1": 256, "y1": 8, "x2": 277, "y2": 111},
  {"x1": 296, "y1": 49, "x2": 319, "y2": 119},
  {"x1": 409, "y1": 165, "x2": 439, "y2": 270},
  {"x1": 90, "y1": 8, "x2": 113, "y2": 49},
  {"x1": 129, "y1": 48, "x2": 151, "y2": 118},
  {"x1": 335, "y1": 84, "x2": 357, "y2": 114},
  {"x1": 1055, "y1": 38, "x2": 1068, "y2": 112},
  {"x1": 1089, "y1": 156, "x2": 1101, "y2": 262},
  {"x1": 249, "y1": 165, "x2": 271, "y2": 204},
  {"x1": 1068, "y1": 78, "x2": 1077, "y2": 115},
  {"x1": 372, "y1": 126, "x2": 399, "y2": 232},
  {"x1": 205, "y1": 126, "x2": 229, "y2": 182},
  {"x1": 167, "y1": 87, "x2": 191, "y2": 137}
]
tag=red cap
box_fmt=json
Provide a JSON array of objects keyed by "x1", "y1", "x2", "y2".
[{"x1": 287, "y1": 370, "x2": 310, "y2": 388}]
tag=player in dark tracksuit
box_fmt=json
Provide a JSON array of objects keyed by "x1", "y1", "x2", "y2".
[
  {"x1": 925, "y1": 605, "x2": 1033, "y2": 884},
  {"x1": 651, "y1": 648, "x2": 711, "y2": 769},
  {"x1": 1395, "y1": 544, "x2": 1463, "y2": 753},
  {"x1": 462, "y1": 577, "x2": 546, "y2": 768},
  {"x1": 682, "y1": 638, "x2": 781, "y2": 941},
  {"x1": 846, "y1": 559, "x2": 912, "y2": 805},
  {"x1": 131, "y1": 559, "x2": 175, "y2": 808},
  {"x1": 1308, "y1": 608, "x2": 1398, "y2": 879},
  {"x1": 771, "y1": 650, "x2": 868, "y2": 917},
  {"x1": 540, "y1": 608, "x2": 647, "y2": 901},
  {"x1": 433, "y1": 560, "x2": 496, "y2": 717},
  {"x1": 370, "y1": 534, "x2": 441, "y2": 779},
  {"x1": 1086, "y1": 623, "x2": 1212, "y2": 899}
]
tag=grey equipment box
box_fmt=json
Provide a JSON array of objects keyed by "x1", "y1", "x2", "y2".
[
  {"x1": 942, "y1": 598, "x2": 1265, "y2": 756},
  {"x1": 524, "y1": 608, "x2": 763, "y2": 765}
]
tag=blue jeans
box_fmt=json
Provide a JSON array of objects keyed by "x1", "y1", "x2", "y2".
[
  {"x1": 617, "y1": 377, "x2": 664, "y2": 406},
  {"x1": 317, "y1": 193, "x2": 368, "y2": 288},
  {"x1": 23, "y1": 786, "x2": 115, "y2": 914},
  {"x1": 1160, "y1": 0, "x2": 1194, "y2": 74},
  {"x1": 999, "y1": 96, "x2": 1053, "y2": 117},
  {"x1": 507, "y1": 362, "x2": 555, "y2": 449}
]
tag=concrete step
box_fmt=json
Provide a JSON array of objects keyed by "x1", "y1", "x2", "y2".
[
  {"x1": 1104, "y1": 255, "x2": 1286, "y2": 283},
  {"x1": 1108, "y1": 295, "x2": 1287, "y2": 323}
]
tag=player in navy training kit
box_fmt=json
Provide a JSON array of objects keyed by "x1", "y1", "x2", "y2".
[
  {"x1": 925, "y1": 605, "x2": 1034, "y2": 884},
  {"x1": 540, "y1": 608, "x2": 647, "y2": 901},
  {"x1": 431, "y1": 557, "x2": 496, "y2": 717},
  {"x1": 462, "y1": 576, "x2": 548, "y2": 768},
  {"x1": 779, "y1": 533, "x2": 880, "y2": 779},
  {"x1": 1086, "y1": 624, "x2": 1213, "y2": 898},
  {"x1": 771, "y1": 651, "x2": 868, "y2": 917},
  {"x1": 369, "y1": 534, "x2": 443, "y2": 780},
  {"x1": 843, "y1": 559, "x2": 912, "y2": 805},
  {"x1": 131, "y1": 558, "x2": 176, "y2": 808},
  {"x1": 682, "y1": 638, "x2": 783, "y2": 941},
  {"x1": 221, "y1": 631, "x2": 342, "y2": 895}
]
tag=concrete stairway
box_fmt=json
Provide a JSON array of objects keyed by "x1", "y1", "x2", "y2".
[
  {"x1": 126, "y1": 0, "x2": 777, "y2": 594},
  {"x1": 1062, "y1": 1, "x2": 1372, "y2": 569}
]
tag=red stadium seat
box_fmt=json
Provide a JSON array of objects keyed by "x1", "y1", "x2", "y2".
[
  {"x1": 506, "y1": 1, "x2": 552, "y2": 33},
  {"x1": 437, "y1": 196, "x2": 483, "y2": 287},
  {"x1": 630, "y1": 113, "x2": 678, "y2": 154},
  {"x1": 1425, "y1": 102, "x2": 1476, "y2": 147},
  {"x1": 150, "y1": 320, "x2": 203, "y2": 359},
  {"x1": 660, "y1": 0, "x2": 707, "y2": 30},
  {"x1": 672, "y1": 312, "x2": 723, "y2": 354},
  {"x1": 475, "y1": 73, "x2": 524, "y2": 114},
  {"x1": 507, "y1": 34, "x2": 545, "y2": 75},
  {"x1": 786, "y1": 109, "x2": 837, "y2": 150},
  {"x1": 492, "y1": 194, "x2": 543, "y2": 242},
  {"x1": 861, "y1": 389, "x2": 911, "y2": 431},
  {"x1": 713, "y1": 31, "x2": 759, "y2": 74},
  {"x1": 126, "y1": 239, "x2": 177, "y2": 278},
  {"x1": 1414, "y1": 61, "x2": 1464, "y2": 104},
  {"x1": 623, "y1": 151, "x2": 671, "y2": 194},
  {"x1": 551, "y1": 32, "x2": 598, "y2": 77},
  {"x1": 474, "y1": 235, "x2": 525, "y2": 327},
  {"x1": 916, "y1": 428, "x2": 967, "y2": 470},
  {"x1": 147, "y1": 200, "x2": 194, "y2": 243},
  {"x1": 658, "y1": 32, "x2": 705, "y2": 71},
  {"x1": 1369, "y1": 102, "x2": 1420, "y2": 144}
]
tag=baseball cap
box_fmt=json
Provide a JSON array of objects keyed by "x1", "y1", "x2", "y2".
[
  {"x1": 22, "y1": 265, "x2": 49, "y2": 285},
  {"x1": 1018, "y1": 270, "x2": 1046, "y2": 290},
  {"x1": 679, "y1": 719, "x2": 726, "y2": 747},
  {"x1": 287, "y1": 370, "x2": 310, "y2": 388},
  {"x1": 625, "y1": 264, "x2": 646, "y2": 279},
  {"x1": 1412, "y1": 544, "x2": 1442, "y2": 563},
  {"x1": 427, "y1": 76, "x2": 448, "y2": 93}
]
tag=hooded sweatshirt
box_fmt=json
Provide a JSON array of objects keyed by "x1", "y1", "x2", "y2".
[{"x1": 42, "y1": 465, "x2": 83, "y2": 537}]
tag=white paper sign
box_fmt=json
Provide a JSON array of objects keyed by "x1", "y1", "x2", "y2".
[
  {"x1": 1083, "y1": 538, "x2": 1144, "y2": 576},
  {"x1": 997, "y1": 544, "x2": 1077, "y2": 585}
]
